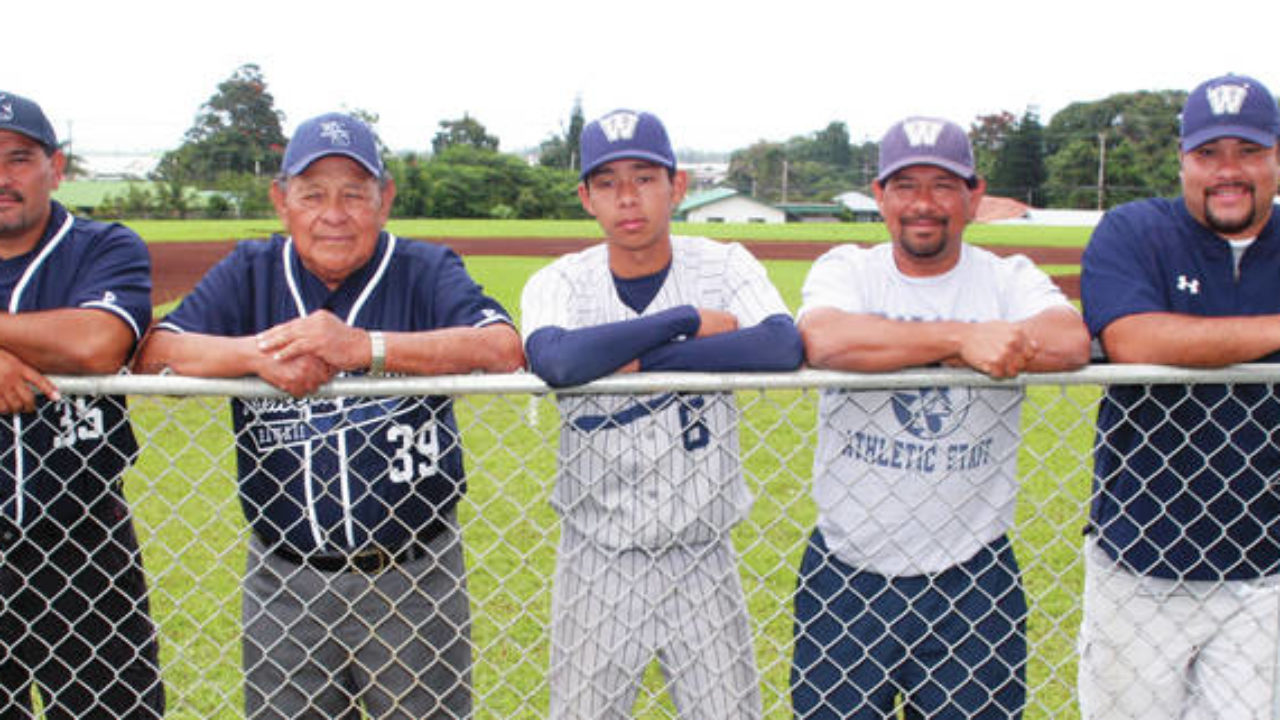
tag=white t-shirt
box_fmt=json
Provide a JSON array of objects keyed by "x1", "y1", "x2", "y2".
[{"x1": 799, "y1": 242, "x2": 1074, "y2": 575}]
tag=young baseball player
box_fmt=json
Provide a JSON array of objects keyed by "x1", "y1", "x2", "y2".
[
  {"x1": 0, "y1": 91, "x2": 163, "y2": 717},
  {"x1": 521, "y1": 108, "x2": 802, "y2": 719},
  {"x1": 790, "y1": 116, "x2": 1089, "y2": 719}
]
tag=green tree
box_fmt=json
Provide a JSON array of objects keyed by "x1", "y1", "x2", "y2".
[
  {"x1": 1043, "y1": 90, "x2": 1185, "y2": 208},
  {"x1": 539, "y1": 97, "x2": 585, "y2": 171},
  {"x1": 969, "y1": 111, "x2": 1017, "y2": 181},
  {"x1": 989, "y1": 109, "x2": 1047, "y2": 206},
  {"x1": 791, "y1": 121, "x2": 853, "y2": 168},
  {"x1": 431, "y1": 114, "x2": 499, "y2": 155},
  {"x1": 344, "y1": 107, "x2": 391, "y2": 167}
]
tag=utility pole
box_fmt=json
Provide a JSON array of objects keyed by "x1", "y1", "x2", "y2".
[
  {"x1": 781, "y1": 159, "x2": 789, "y2": 203},
  {"x1": 1096, "y1": 131, "x2": 1106, "y2": 211}
]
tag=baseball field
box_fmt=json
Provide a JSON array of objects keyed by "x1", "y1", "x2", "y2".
[{"x1": 125, "y1": 219, "x2": 1096, "y2": 719}]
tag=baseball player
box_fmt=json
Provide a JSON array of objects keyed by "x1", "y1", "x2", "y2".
[
  {"x1": 790, "y1": 116, "x2": 1088, "y2": 719},
  {"x1": 1079, "y1": 74, "x2": 1280, "y2": 719},
  {"x1": 521, "y1": 108, "x2": 803, "y2": 719},
  {"x1": 136, "y1": 112, "x2": 523, "y2": 719},
  {"x1": 0, "y1": 92, "x2": 163, "y2": 717}
]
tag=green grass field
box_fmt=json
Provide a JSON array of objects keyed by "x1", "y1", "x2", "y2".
[
  {"x1": 130, "y1": 217, "x2": 1093, "y2": 249},
  {"x1": 126, "y1": 251, "x2": 1100, "y2": 718}
]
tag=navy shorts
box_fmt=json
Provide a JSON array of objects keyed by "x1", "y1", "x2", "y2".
[{"x1": 790, "y1": 529, "x2": 1026, "y2": 719}]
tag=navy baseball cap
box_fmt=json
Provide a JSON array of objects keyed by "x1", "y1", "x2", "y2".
[
  {"x1": 579, "y1": 109, "x2": 676, "y2": 180},
  {"x1": 1180, "y1": 74, "x2": 1279, "y2": 152},
  {"x1": 876, "y1": 116, "x2": 976, "y2": 185},
  {"x1": 282, "y1": 112, "x2": 383, "y2": 178},
  {"x1": 0, "y1": 91, "x2": 58, "y2": 152}
]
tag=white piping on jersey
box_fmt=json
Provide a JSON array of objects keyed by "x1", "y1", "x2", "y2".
[
  {"x1": 338, "y1": 431, "x2": 355, "y2": 547},
  {"x1": 83, "y1": 300, "x2": 141, "y2": 339},
  {"x1": 6, "y1": 213, "x2": 74, "y2": 525},
  {"x1": 281, "y1": 234, "x2": 397, "y2": 549},
  {"x1": 302, "y1": 441, "x2": 324, "y2": 548}
]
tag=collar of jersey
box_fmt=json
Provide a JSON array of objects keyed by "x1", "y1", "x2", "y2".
[{"x1": 281, "y1": 231, "x2": 396, "y2": 324}]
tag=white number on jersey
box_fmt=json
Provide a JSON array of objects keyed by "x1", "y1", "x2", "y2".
[
  {"x1": 386, "y1": 421, "x2": 440, "y2": 483},
  {"x1": 53, "y1": 398, "x2": 104, "y2": 449}
]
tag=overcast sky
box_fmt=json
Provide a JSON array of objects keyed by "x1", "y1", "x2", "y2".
[{"x1": 11, "y1": 0, "x2": 1278, "y2": 157}]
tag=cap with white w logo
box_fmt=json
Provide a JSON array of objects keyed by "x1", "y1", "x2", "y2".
[
  {"x1": 1180, "y1": 73, "x2": 1279, "y2": 152},
  {"x1": 579, "y1": 109, "x2": 676, "y2": 181},
  {"x1": 876, "y1": 116, "x2": 976, "y2": 185}
]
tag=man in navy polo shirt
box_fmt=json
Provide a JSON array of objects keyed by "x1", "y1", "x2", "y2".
[
  {"x1": 137, "y1": 112, "x2": 523, "y2": 719},
  {"x1": 0, "y1": 91, "x2": 163, "y2": 718},
  {"x1": 1080, "y1": 73, "x2": 1280, "y2": 718}
]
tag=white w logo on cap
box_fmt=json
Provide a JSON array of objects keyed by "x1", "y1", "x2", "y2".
[
  {"x1": 902, "y1": 120, "x2": 945, "y2": 147},
  {"x1": 598, "y1": 111, "x2": 640, "y2": 142},
  {"x1": 1206, "y1": 84, "x2": 1249, "y2": 116}
]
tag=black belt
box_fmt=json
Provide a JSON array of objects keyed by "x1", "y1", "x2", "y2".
[{"x1": 266, "y1": 517, "x2": 451, "y2": 574}]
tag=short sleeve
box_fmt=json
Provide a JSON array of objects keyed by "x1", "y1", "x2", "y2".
[
  {"x1": 428, "y1": 249, "x2": 513, "y2": 331},
  {"x1": 71, "y1": 223, "x2": 152, "y2": 341},
  {"x1": 798, "y1": 246, "x2": 866, "y2": 319},
  {"x1": 157, "y1": 246, "x2": 253, "y2": 336},
  {"x1": 1081, "y1": 208, "x2": 1165, "y2": 337},
  {"x1": 999, "y1": 253, "x2": 1073, "y2": 322}
]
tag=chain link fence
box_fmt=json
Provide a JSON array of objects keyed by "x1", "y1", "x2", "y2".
[{"x1": 5, "y1": 367, "x2": 1277, "y2": 718}]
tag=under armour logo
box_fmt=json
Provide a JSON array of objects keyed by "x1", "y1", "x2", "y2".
[
  {"x1": 902, "y1": 120, "x2": 944, "y2": 147},
  {"x1": 102, "y1": 290, "x2": 117, "y2": 304},
  {"x1": 0, "y1": 96, "x2": 12, "y2": 124},
  {"x1": 598, "y1": 111, "x2": 640, "y2": 142},
  {"x1": 1206, "y1": 84, "x2": 1249, "y2": 116},
  {"x1": 319, "y1": 120, "x2": 352, "y2": 147},
  {"x1": 1176, "y1": 275, "x2": 1200, "y2": 295}
]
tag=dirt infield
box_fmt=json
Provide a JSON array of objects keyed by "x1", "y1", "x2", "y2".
[{"x1": 150, "y1": 237, "x2": 1083, "y2": 305}]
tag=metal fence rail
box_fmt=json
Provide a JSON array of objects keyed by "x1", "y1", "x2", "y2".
[{"x1": 9, "y1": 366, "x2": 1277, "y2": 719}]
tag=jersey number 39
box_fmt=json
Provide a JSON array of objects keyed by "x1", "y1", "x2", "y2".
[{"x1": 386, "y1": 422, "x2": 440, "y2": 483}]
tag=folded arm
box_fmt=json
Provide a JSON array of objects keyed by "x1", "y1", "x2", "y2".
[{"x1": 801, "y1": 305, "x2": 1088, "y2": 377}]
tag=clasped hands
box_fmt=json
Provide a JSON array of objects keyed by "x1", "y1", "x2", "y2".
[{"x1": 254, "y1": 311, "x2": 373, "y2": 397}]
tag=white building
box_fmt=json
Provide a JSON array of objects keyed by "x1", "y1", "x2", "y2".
[{"x1": 678, "y1": 188, "x2": 786, "y2": 224}]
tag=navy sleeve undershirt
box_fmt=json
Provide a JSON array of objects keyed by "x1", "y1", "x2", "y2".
[
  {"x1": 526, "y1": 311, "x2": 802, "y2": 388},
  {"x1": 525, "y1": 306, "x2": 701, "y2": 388},
  {"x1": 640, "y1": 313, "x2": 803, "y2": 372}
]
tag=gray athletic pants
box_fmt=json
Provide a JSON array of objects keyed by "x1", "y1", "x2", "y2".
[
  {"x1": 242, "y1": 513, "x2": 472, "y2": 720},
  {"x1": 549, "y1": 526, "x2": 762, "y2": 719}
]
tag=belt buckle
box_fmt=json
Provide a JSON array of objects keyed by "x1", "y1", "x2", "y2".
[{"x1": 349, "y1": 547, "x2": 391, "y2": 574}]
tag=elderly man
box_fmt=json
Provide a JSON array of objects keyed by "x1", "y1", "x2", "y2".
[
  {"x1": 0, "y1": 91, "x2": 163, "y2": 717},
  {"x1": 790, "y1": 116, "x2": 1089, "y2": 719},
  {"x1": 1079, "y1": 73, "x2": 1280, "y2": 719},
  {"x1": 137, "y1": 112, "x2": 523, "y2": 719}
]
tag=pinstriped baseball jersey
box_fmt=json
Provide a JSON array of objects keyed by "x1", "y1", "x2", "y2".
[{"x1": 521, "y1": 235, "x2": 789, "y2": 550}]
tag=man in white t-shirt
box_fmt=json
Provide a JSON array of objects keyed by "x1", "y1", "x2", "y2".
[{"x1": 789, "y1": 116, "x2": 1090, "y2": 719}]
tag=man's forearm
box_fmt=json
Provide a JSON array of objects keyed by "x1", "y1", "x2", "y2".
[
  {"x1": 0, "y1": 309, "x2": 135, "y2": 373},
  {"x1": 386, "y1": 324, "x2": 524, "y2": 376},
  {"x1": 134, "y1": 330, "x2": 263, "y2": 377},
  {"x1": 1101, "y1": 312, "x2": 1280, "y2": 366}
]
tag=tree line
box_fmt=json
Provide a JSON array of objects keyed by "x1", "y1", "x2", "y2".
[{"x1": 94, "y1": 64, "x2": 1211, "y2": 220}]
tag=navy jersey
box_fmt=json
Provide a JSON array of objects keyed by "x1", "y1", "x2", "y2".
[
  {"x1": 158, "y1": 233, "x2": 512, "y2": 553},
  {"x1": 0, "y1": 202, "x2": 151, "y2": 526},
  {"x1": 1081, "y1": 198, "x2": 1280, "y2": 580}
]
